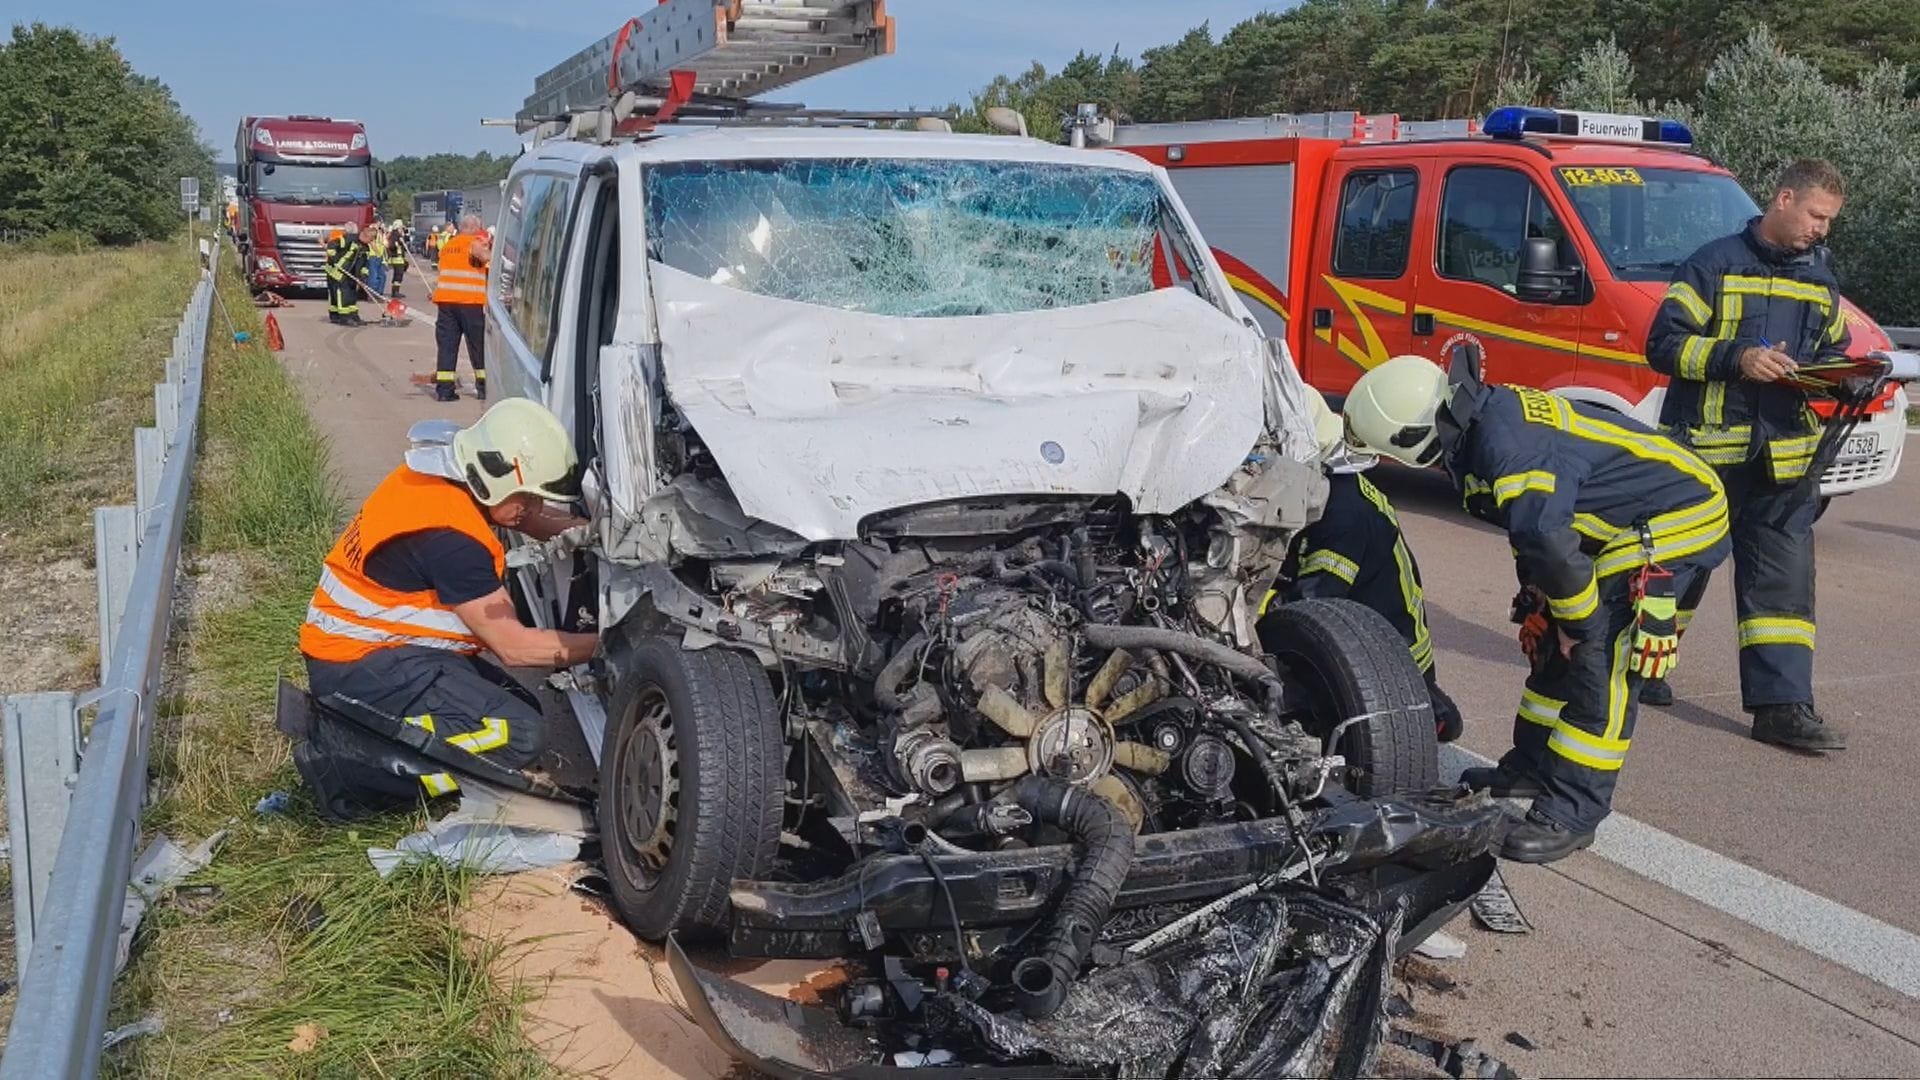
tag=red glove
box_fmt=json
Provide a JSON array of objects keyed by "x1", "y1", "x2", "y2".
[{"x1": 1518, "y1": 611, "x2": 1550, "y2": 666}]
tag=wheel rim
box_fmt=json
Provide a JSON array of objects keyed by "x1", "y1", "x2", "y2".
[{"x1": 613, "y1": 686, "x2": 679, "y2": 892}]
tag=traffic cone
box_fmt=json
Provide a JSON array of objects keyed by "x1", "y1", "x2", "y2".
[{"x1": 265, "y1": 312, "x2": 285, "y2": 352}]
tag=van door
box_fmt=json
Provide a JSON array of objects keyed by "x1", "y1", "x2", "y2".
[
  {"x1": 1412, "y1": 165, "x2": 1585, "y2": 388},
  {"x1": 1301, "y1": 165, "x2": 1420, "y2": 397},
  {"x1": 486, "y1": 166, "x2": 584, "y2": 405}
]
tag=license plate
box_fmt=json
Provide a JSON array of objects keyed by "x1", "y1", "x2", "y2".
[{"x1": 1840, "y1": 432, "x2": 1879, "y2": 461}]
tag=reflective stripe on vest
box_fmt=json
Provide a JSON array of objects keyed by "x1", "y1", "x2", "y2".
[
  {"x1": 433, "y1": 234, "x2": 488, "y2": 304},
  {"x1": 299, "y1": 466, "x2": 505, "y2": 664}
]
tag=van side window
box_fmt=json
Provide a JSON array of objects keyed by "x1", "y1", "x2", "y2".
[
  {"x1": 496, "y1": 173, "x2": 577, "y2": 361},
  {"x1": 1332, "y1": 169, "x2": 1417, "y2": 279},
  {"x1": 1438, "y1": 166, "x2": 1575, "y2": 293}
]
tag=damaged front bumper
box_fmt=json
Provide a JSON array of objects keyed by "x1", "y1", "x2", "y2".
[
  {"x1": 729, "y1": 792, "x2": 1505, "y2": 959},
  {"x1": 677, "y1": 791, "x2": 1506, "y2": 1079}
]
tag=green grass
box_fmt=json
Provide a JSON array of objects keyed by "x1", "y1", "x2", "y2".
[
  {"x1": 108, "y1": 243, "x2": 550, "y2": 1078},
  {"x1": 0, "y1": 243, "x2": 198, "y2": 553}
]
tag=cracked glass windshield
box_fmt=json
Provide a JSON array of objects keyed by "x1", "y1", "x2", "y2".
[
  {"x1": 645, "y1": 158, "x2": 1191, "y2": 316},
  {"x1": 1557, "y1": 166, "x2": 1761, "y2": 281}
]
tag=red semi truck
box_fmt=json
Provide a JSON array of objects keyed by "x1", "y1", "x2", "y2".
[{"x1": 233, "y1": 115, "x2": 386, "y2": 293}]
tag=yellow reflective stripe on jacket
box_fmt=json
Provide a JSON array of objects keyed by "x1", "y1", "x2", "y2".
[
  {"x1": 1665, "y1": 282, "x2": 1712, "y2": 325},
  {"x1": 1355, "y1": 476, "x2": 1434, "y2": 673},
  {"x1": 1562, "y1": 409, "x2": 1719, "y2": 490},
  {"x1": 404, "y1": 713, "x2": 435, "y2": 733},
  {"x1": 1676, "y1": 335, "x2": 1716, "y2": 380},
  {"x1": 1825, "y1": 306, "x2": 1847, "y2": 344},
  {"x1": 1547, "y1": 626, "x2": 1634, "y2": 771},
  {"x1": 447, "y1": 717, "x2": 511, "y2": 754},
  {"x1": 1517, "y1": 688, "x2": 1563, "y2": 729},
  {"x1": 1738, "y1": 616, "x2": 1815, "y2": 649},
  {"x1": 1702, "y1": 289, "x2": 1744, "y2": 425},
  {"x1": 1492, "y1": 470, "x2": 1557, "y2": 507},
  {"x1": 1591, "y1": 493, "x2": 1729, "y2": 577},
  {"x1": 1686, "y1": 426, "x2": 1752, "y2": 466},
  {"x1": 1298, "y1": 549, "x2": 1360, "y2": 585},
  {"x1": 1547, "y1": 576, "x2": 1600, "y2": 622},
  {"x1": 1720, "y1": 275, "x2": 1833, "y2": 313},
  {"x1": 421, "y1": 773, "x2": 459, "y2": 796}
]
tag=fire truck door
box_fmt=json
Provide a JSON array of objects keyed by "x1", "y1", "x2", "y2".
[
  {"x1": 1412, "y1": 165, "x2": 1585, "y2": 388},
  {"x1": 1302, "y1": 166, "x2": 1420, "y2": 397}
]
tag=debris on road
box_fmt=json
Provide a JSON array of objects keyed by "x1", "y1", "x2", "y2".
[
  {"x1": 366, "y1": 782, "x2": 591, "y2": 878},
  {"x1": 1415, "y1": 929, "x2": 1469, "y2": 960},
  {"x1": 100, "y1": 1015, "x2": 161, "y2": 1051},
  {"x1": 118, "y1": 830, "x2": 224, "y2": 974},
  {"x1": 1388, "y1": 1027, "x2": 1521, "y2": 1080},
  {"x1": 1470, "y1": 868, "x2": 1533, "y2": 934},
  {"x1": 253, "y1": 790, "x2": 291, "y2": 816},
  {"x1": 286, "y1": 1022, "x2": 327, "y2": 1054}
]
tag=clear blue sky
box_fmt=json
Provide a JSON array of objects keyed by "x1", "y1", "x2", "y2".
[{"x1": 10, "y1": 1, "x2": 1289, "y2": 159}]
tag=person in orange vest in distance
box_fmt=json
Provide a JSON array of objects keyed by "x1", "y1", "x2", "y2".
[
  {"x1": 433, "y1": 213, "x2": 491, "y2": 401},
  {"x1": 292, "y1": 399, "x2": 595, "y2": 820}
]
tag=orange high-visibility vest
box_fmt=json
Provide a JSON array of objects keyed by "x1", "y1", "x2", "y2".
[
  {"x1": 433, "y1": 233, "x2": 488, "y2": 305},
  {"x1": 299, "y1": 466, "x2": 505, "y2": 664}
]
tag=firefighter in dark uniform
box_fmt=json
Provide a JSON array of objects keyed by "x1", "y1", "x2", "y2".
[
  {"x1": 1344, "y1": 352, "x2": 1730, "y2": 862},
  {"x1": 1644, "y1": 158, "x2": 1853, "y2": 751},
  {"x1": 1262, "y1": 386, "x2": 1463, "y2": 743},
  {"x1": 324, "y1": 225, "x2": 371, "y2": 325},
  {"x1": 385, "y1": 221, "x2": 410, "y2": 298}
]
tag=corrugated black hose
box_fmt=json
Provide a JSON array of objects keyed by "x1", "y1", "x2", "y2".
[{"x1": 1005, "y1": 775, "x2": 1134, "y2": 1019}]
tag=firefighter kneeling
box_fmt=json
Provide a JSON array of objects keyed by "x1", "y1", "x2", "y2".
[
  {"x1": 293, "y1": 399, "x2": 597, "y2": 820},
  {"x1": 1344, "y1": 350, "x2": 1730, "y2": 863}
]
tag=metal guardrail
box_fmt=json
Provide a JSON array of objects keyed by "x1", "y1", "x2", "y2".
[
  {"x1": 1884, "y1": 326, "x2": 1920, "y2": 350},
  {"x1": 1, "y1": 244, "x2": 217, "y2": 1078}
]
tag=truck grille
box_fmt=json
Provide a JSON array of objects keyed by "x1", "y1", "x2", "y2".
[{"x1": 277, "y1": 234, "x2": 328, "y2": 279}]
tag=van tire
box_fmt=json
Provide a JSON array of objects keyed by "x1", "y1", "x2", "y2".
[
  {"x1": 599, "y1": 633, "x2": 784, "y2": 940},
  {"x1": 1258, "y1": 598, "x2": 1439, "y2": 796}
]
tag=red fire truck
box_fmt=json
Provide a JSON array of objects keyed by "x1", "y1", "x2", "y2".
[
  {"x1": 1109, "y1": 106, "x2": 1907, "y2": 498},
  {"x1": 233, "y1": 116, "x2": 386, "y2": 293}
]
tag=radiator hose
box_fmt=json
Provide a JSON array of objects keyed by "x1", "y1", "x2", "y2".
[{"x1": 1006, "y1": 776, "x2": 1133, "y2": 1019}]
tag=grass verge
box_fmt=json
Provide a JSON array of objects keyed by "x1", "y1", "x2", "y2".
[{"x1": 107, "y1": 244, "x2": 548, "y2": 1078}]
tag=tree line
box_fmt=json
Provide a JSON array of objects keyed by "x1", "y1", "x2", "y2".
[
  {"x1": 950, "y1": 3, "x2": 1920, "y2": 323},
  {"x1": 0, "y1": 23, "x2": 215, "y2": 246}
]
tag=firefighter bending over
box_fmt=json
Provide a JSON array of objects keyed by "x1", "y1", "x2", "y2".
[
  {"x1": 1644, "y1": 158, "x2": 1853, "y2": 751},
  {"x1": 1262, "y1": 386, "x2": 1463, "y2": 743},
  {"x1": 1344, "y1": 351, "x2": 1729, "y2": 863},
  {"x1": 292, "y1": 399, "x2": 596, "y2": 820}
]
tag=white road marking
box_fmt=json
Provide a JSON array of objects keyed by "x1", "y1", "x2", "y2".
[{"x1": 1441, "y1": 743, "x2": 1920, "y2": 999}]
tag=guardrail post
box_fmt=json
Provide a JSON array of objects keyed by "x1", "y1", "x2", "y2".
[
  {"x1": 4, "y1": 692, "x2": 82, "y2": 980},
  {"x1": 133, "y1": 428, "x2": 164, "y2": 539},
  {"x1": 94, "y1": 506, "x2": 137, "y2": 673},
  {"x1": 155, "y1": 383, "x2": 180, "y2": 444}
]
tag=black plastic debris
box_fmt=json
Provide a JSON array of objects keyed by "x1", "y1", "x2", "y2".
[{"x1": 1388, "y1": 1028, "x2": 1522, "y2": 1080}]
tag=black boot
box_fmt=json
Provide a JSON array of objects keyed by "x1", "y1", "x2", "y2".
[
  {"x1": 474, "y1": 379, "x2": 487, "y2": 401},
  {"x1": 1459, "y1": 764, "x2": 1543, "y2": 799},
  {"x1": 1500, "y1": 808, "x2": 1596, "y2": 864},
  {"x1": 1752, "y1": 703, "x2": 1846, "y2": 751},
  {"x1": 435, "y1": 382, "x2": 458, "y2": 402},
  {"x1": 1640, "y1": 677, "x2": 1674, "y2": 707}
]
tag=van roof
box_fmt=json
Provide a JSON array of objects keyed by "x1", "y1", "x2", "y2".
[{"x1": 525, "y1": 127, "x2": 1164, "y2": 174}]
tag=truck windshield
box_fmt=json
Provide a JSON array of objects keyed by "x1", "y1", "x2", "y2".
[
  {"x1": 1556, "y1": 167, "x2": 1761, "y2": 282},
  {"x1": 644, "y1": 158, "x2": 1197, "y2": 317},
  {"x1": 251, "y1": 162, "x2": 373, "y2": 204}
]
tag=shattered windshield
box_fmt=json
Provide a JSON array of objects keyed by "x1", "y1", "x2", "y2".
[{"x1": 644, "y1": 158, "x2": 1193, "y2": 317}]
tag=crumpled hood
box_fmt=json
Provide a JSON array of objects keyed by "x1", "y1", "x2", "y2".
[{"x1": 652, "y1": 265, "x2": 1270, "y2": 541}]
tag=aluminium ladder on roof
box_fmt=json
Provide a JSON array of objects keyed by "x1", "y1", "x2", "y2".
[
  {"x1": 1103, "y1": 111, "x2": 1478, "y2": 148},
  {"x1": 518, "y1": 0, "x2": 896, "y2": 126}
]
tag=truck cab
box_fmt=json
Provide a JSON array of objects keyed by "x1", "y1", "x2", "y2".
[
  {"x1": 1114, "y1": 107, "x2": 1909, "y2": 498},
  {"x1": 234, "y1": 115, "x2": 384, "y2": 293}
]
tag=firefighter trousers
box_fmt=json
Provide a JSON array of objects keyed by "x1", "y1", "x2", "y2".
[
  {"x1": 1497, "y1": 563, "x2": 1706, "y2": 832},
  {"x1": 435, "y1": 304, "x2": 485, "y2": 387},
  {"x1": 299, "y1": 647, "x2": 545, "y2": 820},
  {"x1": 1675, "y1": 464, "x2": 1817, "y2": 710},
  {"x1": 326, "y1": 274, "x2": 359, "y2": 318}
]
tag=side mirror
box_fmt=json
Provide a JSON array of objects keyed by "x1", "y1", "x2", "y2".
[
  {"x1": 1516, "y1": 236, "x2": 1580, "y2": 303},
  {"x1": 375, "y1": 166, "x2": 389, "y2": 189}
]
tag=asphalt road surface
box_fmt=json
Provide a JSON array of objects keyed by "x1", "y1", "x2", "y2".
[{"x1": 279, "y1": 300, "x2": 1920, "y2": 1075}]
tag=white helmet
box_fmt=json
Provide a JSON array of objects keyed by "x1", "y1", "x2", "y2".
[
  {"x1": 1343, "y1": 355, "x2": 1449, "y2": 467},
  {"x1": 1301, "y1": 384, "x2": 1344, "y2": 460},
  {"x1": 450, "y1": 399, "x2": 581, "y2": 505}
]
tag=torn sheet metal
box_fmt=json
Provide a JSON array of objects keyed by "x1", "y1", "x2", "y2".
[
  {"x1": 118, "y1": 830, "x2": 224, "y2": 974},
  {"x1": 652, "y1": 266, "x2": 1270, "y2": 541},
  {"x1": 366, "y1": 781, "x2": 593, "y2": 878}
]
